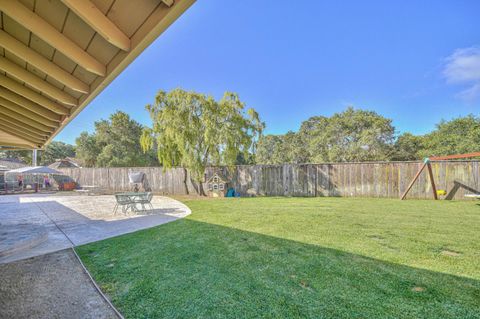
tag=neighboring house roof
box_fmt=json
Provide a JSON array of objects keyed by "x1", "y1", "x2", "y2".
[
  {"x1": 0, "y1": 158, "x2": 27, "y2": 169},
  {"x1": 66, "y1": 157, "x2": 84, "y2": 167},
  {"x1": 0, "y1": 0, "x2": 195, "y2": 149},
  {"x1": 0, "y1": 157, "x2": 25, "y2": 164},
  {"x1": 49, "y1": 158, "x2": 80, "y2": 169}
]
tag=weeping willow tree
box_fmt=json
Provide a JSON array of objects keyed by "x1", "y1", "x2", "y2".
[{"x1": 141, "y1": 88, "x2": 264, "y2": 195}]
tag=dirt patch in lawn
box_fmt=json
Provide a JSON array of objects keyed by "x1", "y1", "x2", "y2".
[
  {"x1": 441, "y1": 249, "x2": 462, "y2": 257},
  {"x1": 367, "y1": 234, "x2": 385, "y2": 241}
]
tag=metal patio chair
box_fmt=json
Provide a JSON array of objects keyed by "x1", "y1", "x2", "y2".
[
  {"x1": 114, "y1": 194, "x2": 133, "y2": 215},
  {"x1": 134, "y1": 192, "x2": 154, "y2": 212}
]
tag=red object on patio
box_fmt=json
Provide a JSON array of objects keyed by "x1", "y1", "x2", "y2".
[{"x1": 60, "y1": 182, "x2": 76, "y2": 191}]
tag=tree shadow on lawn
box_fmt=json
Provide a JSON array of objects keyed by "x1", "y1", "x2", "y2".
[{"x1": 77, "y1": 219, "x2": 480, "y2": 319}]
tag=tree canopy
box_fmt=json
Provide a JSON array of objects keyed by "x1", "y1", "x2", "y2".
[
  {"x1": 76, "y1": 111, "x2": 158, "y2": 167},
  {"x1": 3, "y1": 106, "x2": 478, "y2": 169},
  {"x1": 0, "y1": 149, "x2": 32, "y2": 165},
  {"x1": 420, "y1": 115, "x2": 480, "y2": 158},
  {"x1": 0, "y1": 141, "x2": 75, "y2": 166},
  {"x1": 257, "y1": 109, "x2": 480, "y2": 164},
  {"x1": 256, "y1": 135, "x2": 288, "y2": 165},
  {"x1": 257, "y1": 107, "x2": 395, "y2": 164},
  {"x1": 391, "y1": 115, "x2": 480, "y2": 160},
  {"x1": 256, "y1": 132, "x2": 309, "y2": 164},
  {"x1": 38, "y1": 141, "x2": 76, "y2": 166},
  {"x1": 141, "y1": 89, "x2": 264, "y2": 183},
  {"x1": 391, "y1": 133, "x2": 424, "y2": 161}
]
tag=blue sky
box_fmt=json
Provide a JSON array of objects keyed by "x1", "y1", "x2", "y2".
[{"x1": 56, "y1": 0, "x2": 480, "y2": 144}]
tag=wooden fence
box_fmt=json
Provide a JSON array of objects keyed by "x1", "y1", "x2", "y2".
[{"x1": 58, "y1": 161, "x2": 480, "y2": 200}]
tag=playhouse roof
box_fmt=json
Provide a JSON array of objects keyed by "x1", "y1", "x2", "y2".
[{"x1": 206, "y1": 172, "x2": 227, "y2": 184}]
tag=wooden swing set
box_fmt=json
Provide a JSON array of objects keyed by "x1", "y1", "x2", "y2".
[{"x1": 400, "y1": 151, "x2": 480, "y2": 200}]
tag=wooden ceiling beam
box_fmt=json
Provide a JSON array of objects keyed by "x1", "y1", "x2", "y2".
[
  {"x1": 0, "y1": 74, "x2": 70, "y2": 115},
  {"x1": 0, "y1": 87, "x2": 61, "y2": 122},
  {"x1": 0, "y1": 143, "x2": 35, "y2": 149},
  {"x1": 0, "y1": 125, "x2": 45, "y2": 146},
  {"x1": 0, "y1": 0, "x2": 106, "y2": 76},
  {"x1": 0, "y1": 132, "x2": 37, "y2": 148},
  {"x1": 161, "y1": 0, "x2": 175, "y2": 7},
  {"x1": 0, "y1": 114, "x2": 48, "y2": 139},
  {"x1": 0, "y1": 56, "x2": 77, "y2": 106},
  {"x1": 61, "y1": 0, "x2": 131, "y2": 51},
  {"x1": 0, "y1": 96, "x2": 58, "y2": 128},
  {"x1": 0, "y1": 120, "x2": 47, "y2": 143},
  {"x1": 1, "y1": 147, "x2": 44, "y2": 151},
  {"x1": 0, "y1": 30, "x2": 90, "y2": 94},
  {"x1": 0, "y1": 105, "x2": 54, "y2": 133},
  {"x1": 46, "y1": 0, "x2": 196, "y2": 146},
  {"x1": 0, "y1": 114, "x2": 49, "y2": 138},
  {"x1": 0, "y1": 113, "x2": 50, "y2": 138}
]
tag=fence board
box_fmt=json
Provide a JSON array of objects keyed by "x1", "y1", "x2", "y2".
[{"x1": 58, "y1": 161, "x2": 480, "y2": 200}]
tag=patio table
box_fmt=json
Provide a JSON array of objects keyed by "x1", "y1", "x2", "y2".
[
  {"x1": 115, "y1": 192, "x2": 148, "y2": 213},
  {"x1": 77, "y1": 185, "x2": 105, "y2": 195}
]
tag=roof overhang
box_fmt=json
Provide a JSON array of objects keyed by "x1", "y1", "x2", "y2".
[{"x1": 0, "y1": 0, "x2": 195, "y2": 149}]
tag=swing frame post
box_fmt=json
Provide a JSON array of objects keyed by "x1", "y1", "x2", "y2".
[
  {"x1": 400, "y1": 161, "x2": 427, "y2": 200},
  {"x1": 400, "y1": 151, "x2": 480, "y2": 200},
  {"x1": 426, "y1": 161, "x2": 438, "y2": 200}
]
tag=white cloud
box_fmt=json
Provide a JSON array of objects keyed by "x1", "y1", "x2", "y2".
[
  {"x1": 457, "y1": 82, "x2": 480, "y2": 101},
  {"x1": 443, "y1": 47, "x2": 480, "y2": 102},
  {"x1": 444, "y1": 47, "x2": 480, "y2": 83}
]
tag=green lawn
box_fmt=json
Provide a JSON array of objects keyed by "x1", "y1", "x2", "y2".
[{"x1": 77, "y1": 197, "x2": 480, "y2": 319}]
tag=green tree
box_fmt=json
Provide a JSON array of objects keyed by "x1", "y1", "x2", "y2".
[
  {"x1": 75, "y1": 132, "x2": 100, "y2": 167},
  {"x1": 256, "y1": 135, "x2": 288, "y2": 164},
  {"x1": 0, "y1": 150, "x2": 32, "y2": 164},
  {"x1": 76, "y1": 111, "x2": 158, "y2": 167},
  {"x1": 391, "y1": 133, "x2": 425, "y2": 161},
  {"x1": 141, "y1": 89, "x2": 264, "y2": 194},
  {"x1": 38, "y1": 141, "x2": 76, "y2": 165},
  {"x1": 256, "y1": 132, "x2": 309, "y2": 164},
  {"x1": 301, "y1": 107, "x2": 395, "y2": 162},
  {"x1": 420, "y1": 115, "x2": 480, "y2": 158},
  {"x1": 298, "y1": 115, "x2": 329, "y2": 162},
  {"x1": 284, "y1": 131, "x2": 310, "y2": 164}
]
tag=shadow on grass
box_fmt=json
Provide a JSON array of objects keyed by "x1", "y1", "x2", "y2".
[{"x1": 77, "y1": 219, "x2": 480, "y2": 319}]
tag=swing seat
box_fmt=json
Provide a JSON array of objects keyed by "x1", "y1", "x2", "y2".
[
  {"x1": 436, "y1": 189, "x2": 446, "y2": 196},
  {"x1": 465, "y1": 194, "x2": 480, "y2": 199}
]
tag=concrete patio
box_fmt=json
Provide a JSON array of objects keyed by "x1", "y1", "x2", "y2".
[{"x1": 0, "y1": 193, "x2": 191, "y2": 264}]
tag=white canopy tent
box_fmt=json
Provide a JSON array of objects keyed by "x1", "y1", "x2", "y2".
[
  {"x1": 7, "y1": 166, "x2": 62, "y2": 175},
  {"x1": 4, "y1": 166, "x2": 64, "y2": 192}
]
